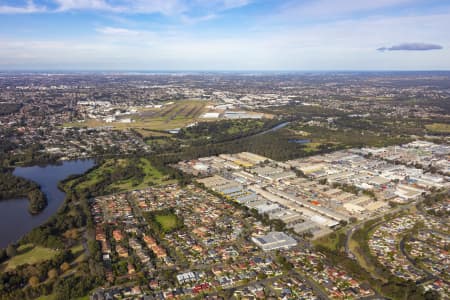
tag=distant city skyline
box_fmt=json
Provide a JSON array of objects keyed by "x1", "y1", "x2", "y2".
[{"x1": 1, "y1": 0, "x2": 449, "y2": 70}]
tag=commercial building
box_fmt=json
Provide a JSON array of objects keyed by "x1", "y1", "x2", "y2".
[{"x1": 251, "y1": 232, "x2": 297, "y2": 251}]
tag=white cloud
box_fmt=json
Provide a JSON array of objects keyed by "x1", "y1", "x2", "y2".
[
  {"x1": 0, "y1": 0, "x2": 249, "y2": 15},
  {"x1": 138, "y1": 0, "x2": 188, "y2": 15},
  {"x1": 54, "y1": 0, "x2": 121, "y2": 11},
  {"x1": 204, "y1": 0, "x2": 251, "y2": 10},
  {"x1": 96, "y1": 26, "x2": 141, "y2": 36},
  {"x1": 53, "y1": 0, "x2": 188, "y2": 14},
  {"x1": 180, "y1": 13, "x2": 217, "y2": 24},
  {"x1": 222, "y1": 0, "x2": 251, "y2": 9},
  {"x1": 0, "y1": 2, "x2": 448, "y2": 70},
  {"x1": 0, "y1": 0, "x2": 46, "y2": 14}
]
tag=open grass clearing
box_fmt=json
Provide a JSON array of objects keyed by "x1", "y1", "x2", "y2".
[
  {"x1": 66, "y1": 158, "x2": 132, "y2": 193},
  {"x1": 425, "y1": 122, "x2": 450, "y2": 133},
  {"x1": 134, "y1": 128, "x2": 171, "y2": 138},
  {"x1": 348, "y1": 237, "x2": 385, "y2": 281},
  {"x1": 70, "y1": 243, "x2": 84, "y2": 256},
  {"x1": 313, "y1": 228, "x2": 347, "y2": 252},
  {"x1": 109, "y1": 158, "x2": 176, "y2": 191},
  {"x1": 155, "y1": 214, "x2": 179, "y2": 232},
  {"x1": 2, "y1": 244, "x2": 59, "y2": 270}
]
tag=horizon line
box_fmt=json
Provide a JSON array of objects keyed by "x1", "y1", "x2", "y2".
[{"x1": 1, "y1": 69, "x2": 450, "y2": 73}]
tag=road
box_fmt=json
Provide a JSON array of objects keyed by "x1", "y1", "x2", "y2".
[
  {"x1": 206, "y1": 269, "x2": 329, "y2": 300},
  {"x1": 343, "y1": 195, "x2": 450, "y2": 291},
  {"x1": 291, "y1": 269, "x2": 329, "y2": 300},
  {"x1": 398, "y1": 235, "x2": 435, "y2": 284},
  {"x1": 399, "y1": 229, "x2": 450, "y2": 286},
  {"x1": 345, "y1": 200, "x2": 421, "y2": 260}
]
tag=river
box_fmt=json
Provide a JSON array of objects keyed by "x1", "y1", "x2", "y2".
[
  {"x1": 254, "y1": 121, "x2": 290, "y2": 136},
  {"x1": 0, "y1": 159, "x2": 95, "y2": 248}
]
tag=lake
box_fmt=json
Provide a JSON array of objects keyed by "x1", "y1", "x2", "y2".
[{"x1": 0, "y1": 159, "x2": 95, "y2": 248}]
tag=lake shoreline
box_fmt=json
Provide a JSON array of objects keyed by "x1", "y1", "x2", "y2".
[{"x1": 0, "y1": 159, "x2": 95, "y2": 248}]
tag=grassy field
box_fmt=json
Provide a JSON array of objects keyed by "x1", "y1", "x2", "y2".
[
  {"x1": 66, "y1": 100, "x2": 207, "y2": 131},
  {"x1": 134, "y1": 128, "x2": 172, "y2": 138},
  {"x1": 155, "y1": 213, "x2": 179, "y2": 232},
  {"x1": 2, "y1": 244, "x2": 59, "y2": 271},
  {"x1": 70, "y1": 243, "x2": 87, "y2": 264},
  {"x1": 303, "y1": 142, "x2": 322, "y2": 153},
  {"x1": 109, "y1": 158, "x2": 175, "y2": 191},
  {"x1": 313, "y1": 228, "x2": 347, "y2": 252},
  {"x1": 66, "y1": 158, "x2": 175, "y2": 195},
  {"x1": 65, "y1": 159, "x2": 120, "y2": 193},
  {"x1": 347, "y1": 236, "x2": 386, "y2": 281},
  {"x1": 70, "y1": 243, "x2": 84, "y2": 255},
  {"x1": 425, "y1": 122, "x2": 450, "y2": 133}
]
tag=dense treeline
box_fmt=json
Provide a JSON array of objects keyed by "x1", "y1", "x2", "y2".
[
  {"x1": 0, "y1": 170, "x2": 47, "y2": 214},
  {"x1": 0, "y1": 250, "x2": 73, "y2": 299},
  {"x1": 0, "y1": 170, "x2": 39, "y2": 199},
  {"x1": 27, "y1": 189, "x2": 47, "y2": 214},
  {"x1": 0, "y1": 247, "x2": 103, "y2": 300},
  {"x1": 289, "y1": 123, "x2": 412, "y2": 148},
  {"x1": 149, "y1": 129, "x2": 340, "y2": 164},
  {"x1": 20, "y1": 185, "x2": 94, "y2": 249},
  {"x1": 144, "y1": 119, "x2": 285, "y2": 154},
  {"x1": 177, "y1": 118, "x2": 282, "y2": 145},
  {"x1": 53, "y1": 275, "x2": 103, "y2": 300},
  {"x1": 0, "y1": 143, "x2": 60, "y2": 167},
  {"x1": 332, "y1": 115, "x2": 440, "y2": 137},
  {"x1": 261, "y1": 104, "x2": 346, "y2": 120},
  {"x1": 146, "y1": 114, "x2": 415, "y2": 166}
]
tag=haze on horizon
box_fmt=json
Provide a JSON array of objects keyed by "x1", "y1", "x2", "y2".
[{"x1": 0, "y1": 0, "x2": 449, "y2": 71}]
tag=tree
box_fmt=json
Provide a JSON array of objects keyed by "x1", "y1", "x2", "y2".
[
  {"x1": 424, "y1": 290, "x2": 440, "y2": 300},
  {"x1": 0, "y1": 248, "x2": 7, "y2": 263},
  {"x1": 48, "y1": 268, "x2": 59, "y2": 280},
  {"x1": 339, "y1": 220, "x2": 348, "y2": 227},
  {"x1": 28, "y1": 276, "x2": 40, "y2": 287},
  {"x1": 60, "y1": 262, "x2": 70, "y2": 273},
  {"x1": 6, "y1": 244, "x2": 16, "y2": 258}
]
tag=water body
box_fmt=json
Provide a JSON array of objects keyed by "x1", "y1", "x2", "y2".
[
  {"x1": 255, "y1": 121, "x2": 291, "y2": 136},
  {"x1": 288, "y1": 139, "x2": 311, "y2": 144},
  {"x1": 0, "y1": 159, "x2": 95, "y2": 248}
]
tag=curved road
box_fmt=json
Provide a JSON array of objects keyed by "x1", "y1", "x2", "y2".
[
  {"x1": 399, "y1": 231, "x2": 450, "y2": 285},
  {"x1": 345, "y1": 200, "x2": 422, "y2": 260}
]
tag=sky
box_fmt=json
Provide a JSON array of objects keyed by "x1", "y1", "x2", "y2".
[{"x1": 0, "y1": 0, "x2": 449, "y2": 70}]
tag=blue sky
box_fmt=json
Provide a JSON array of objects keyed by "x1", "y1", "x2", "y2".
[{"x1": 0, "y1": 0, "x2": 449, "y2": 70}]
